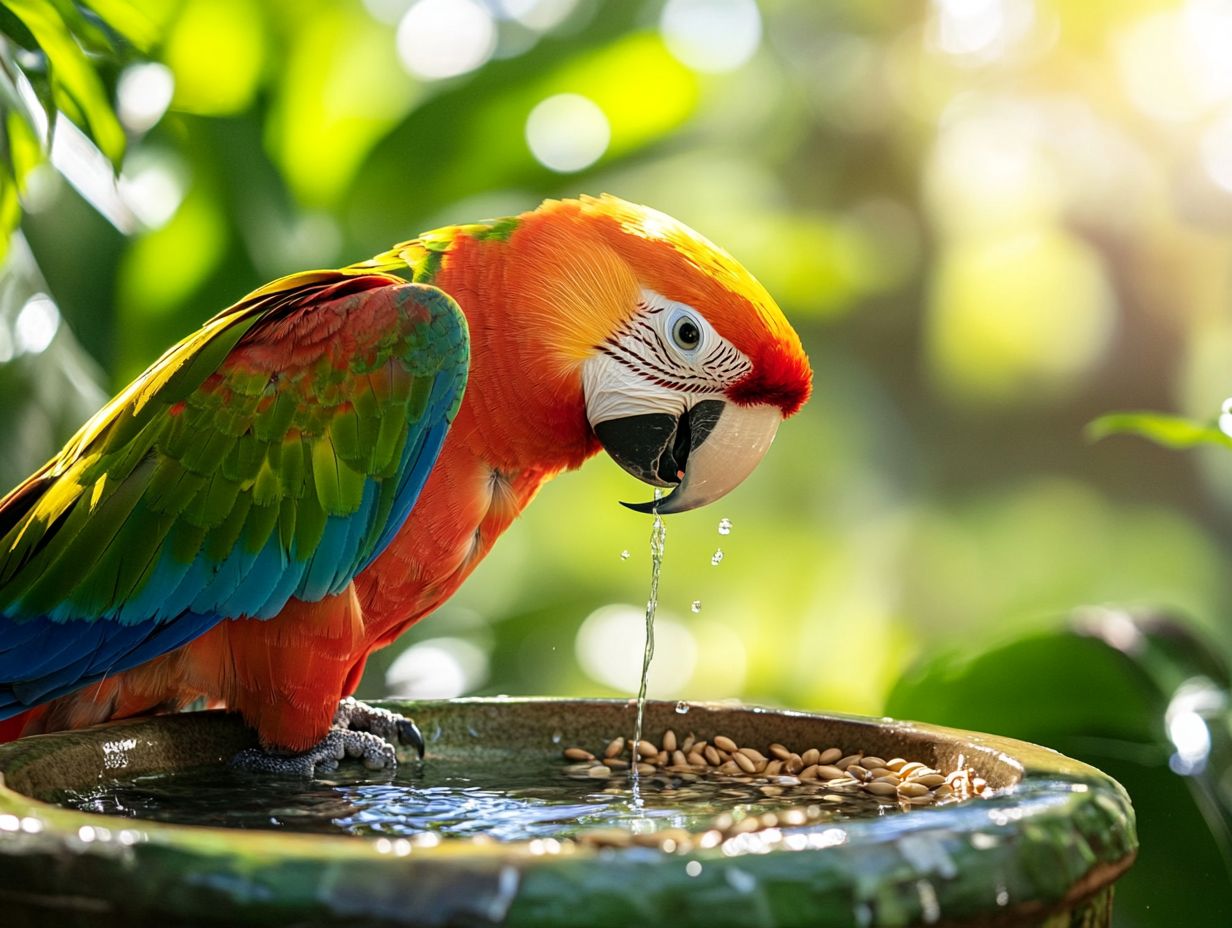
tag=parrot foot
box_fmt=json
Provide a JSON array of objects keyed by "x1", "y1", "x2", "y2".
[
  {"x1": 229, "y1": 699, "x2": 424, "y2": 777},
  {"x1": 332, "y1": 696, "x2": 425, "y2": 758},
  {"x1": 231, "y1": 728, "x2": 398, "y2": 777}
]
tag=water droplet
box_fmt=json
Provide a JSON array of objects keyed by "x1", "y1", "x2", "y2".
[
  {"x1": 690, "y1": 600, "x2": 702, "y2": 613},
  {"x1": 675, "y1": 700, "x2": 690, "y2": 714},
  {"x1": 550, "y1": 730, "x2": 563, "y2": 744},
  {"x1": 718, "y1": 517, "x2": 732, "y2": 535},
  {"x1": 620, "y1": 549, "x2": 630, "y2": 561},
  {"x1": 710, "y1": 548, "x2": 724, "y2": 566}
]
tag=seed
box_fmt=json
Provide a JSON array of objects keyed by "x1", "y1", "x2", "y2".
[
  {"x1": 818, "y1": 747, "x2": 842, "y2": 765},
  {"x1": 672, "y1": 750, "x2": 689, "y2": 768},
  {"x1": 604, "y1": 737, "x2": 625, "y2": 759},
  {"x1": 686, "y1": 751, "x2": 706, "y2": 767},
  {"x1": 662, "y1": 730, "x2": 677, "y2": 753},
  {"x1": 899, "y1": 762, "x2": 925, "y2": 777},
  {"x1": 681, "y1": 734, "x2": 695, "y2": 753},
  {"x1": 847, "y1": 766, "x2": 871, "y2": 782},
  {"x1": 731, "y1": 817, "x2": 761, "y2": 834},
  {"x1": 861, "y1": 756, "x2": 888, "y2": 770},
  {"x1": 657, "y1": 750, "x2": 669, "y2": 766},
  {"x1": 836, "y1": 753, "x2": 862, "y2": 770},
  {"x1": 913, "y1": 774, "x2": 946, "y2": 788},
  {"x1": 800, "y1": 748, "x2": 821, "y2": 766},
  {"x1": 759, "y1": 786, "x2": 784, "y2": 798},
  {"x1": 886, "y1": 757, "x2": 906, "y2": 771},
  {"x1": 714, "y1": 735, "x2": 739, "y2": 753},
  {"x1": 606, "y1": 758, "x2": 630, "y2": 769},
  {"x1": 904, "y1": 795, "x2": 934, "y2": 806},
  {"x1": 582, "y1": 828, "x2": 632, "y2": 847},
  {"x1": 764, "y1": 760, "x2": 783, "y2": 777},
  {"x1": 704, "y1": 745, "x2": 722, "y2": 766},
  {"x1": 907, "y1": 766, "x2": 939, "y2": 780},
  {"x1": 785, "y1": 754, "x2": 804, "y2": 775},
  {"x1": 563, "y1": 747, "x2": 594, "y2": 762},
  {"x1": 636, "y1": 762, "x2": 656, "y2": 775},
  {"x1": 816, "y1": 765, "x2": 845, "y2": 780},
  {"x1": 865, "y1": 781, "x2": 899, "y2": 797},
  {"x1": 738, "y1": 747, "x2": 767, "y2": 764},
  {"x1": 691, "y1": 740, "x2": 708, "y2": 753},
  {"x1": 588, "y1": 764, "x2": 612, "y2": 778},
  {"x1": 717, "y1": 761, "x2": 741, "y2": 776},
  {"x1": 799, "y1": 764, "x2": 821, "y2": 780},
  {"x1": 734, "y1": 752, "x2": 757, "y2": 774},
  {"x1": 898, "y1": 782, "x2": 930, "y2": 798},
  {"x1": 868, "y1": 768, "x2": 898, "y2": 781},
  {"x1": 768, "y1": 743, "x2": 792, "y2": 761},
  {"x1": 637, "y1": 740, "x2": 658, "y2": 758},
  {"x1": 933, "y1": 784, "x2": 954, "y2": 800}
]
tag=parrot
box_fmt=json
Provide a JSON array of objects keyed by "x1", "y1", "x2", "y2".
[{"x1": 0, "y1": 194, "x2": 812, "y2": 775}]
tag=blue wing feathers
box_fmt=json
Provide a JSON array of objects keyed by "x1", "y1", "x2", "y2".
[{"x1": 0, "y1": 279, "x2": 468, "y2": 721}]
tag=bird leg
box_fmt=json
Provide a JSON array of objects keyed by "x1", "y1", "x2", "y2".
[{"x1": 231, "y1": 698, "x2": 424, "y2": 777}]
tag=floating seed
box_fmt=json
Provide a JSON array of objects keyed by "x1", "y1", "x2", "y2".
[
  {"x1": 604, "y1": 737, "x2": 625, "y2": 759},
  {"x1": 704, "y1": 745, "x2": 722, "y2": 766},
  {"x1": 860, "y1": 756, "x2": 888, "y2": 770},
  {"x1": 801, "y1": 748, "x2": 821, "y2": 767},
  {"x1": 819, "y1": 747, "x2": 843, "y2": 765},
  {"x1": 714, "y1": 735, "x2": 738, "y2": 753},
  {"x1": 662, "y1": 730, "x2": 677, "y2": 752},
  {"x1": 866, "y1": 781, "x2": 898, "y2": 797},
  {"x1": 769, "y1": 743, "x2": 792, "y2": 761},
  {"x1": 588, "y1": 765, "x2": 612, "y2": 778},
  {"x1": 733, "y1": 752, "x2": 757, "y2": 774},
  {"x1": 637, "y1": 740, "x2": 658, "y2": 758},
  {"x1": 816, "y1": 765, "x2": 845, "y2": 780},
  {"x1": 563, "y1": 747, "x2": 594, "y2": 762}
]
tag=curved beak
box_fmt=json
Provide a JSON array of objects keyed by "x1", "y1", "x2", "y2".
[{"x1": 593, "y1": 400, "x2": 782, "y2": 514}]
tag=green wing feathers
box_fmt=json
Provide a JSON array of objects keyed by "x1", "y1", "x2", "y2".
[{"x1": 0, "y1": 273, "x2": 469, "y2": 627}]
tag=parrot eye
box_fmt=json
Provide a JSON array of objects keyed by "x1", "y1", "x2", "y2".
[{"x1": 670, "y1": 314, "x2": 702, "y2": 352}]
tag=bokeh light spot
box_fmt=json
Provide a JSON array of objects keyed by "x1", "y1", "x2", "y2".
[
  {"x1": 575, "y1": 604, "x2": 697, "y2": 696},
  {"x1": 660, "y1": 0, "x2": 761, "y2": 74},
  {"x1": 14, "y1": 294, "x2": 60, "y2": 356},
  {"x1": 525, "y1": 93, "x2": 610, "y2": 172},
  {"x1": 386, "y1": 637, "x2": 489, "y2": 699},
  {"x1": 116, "y1": 63, "x2": 175, "y2": 134},
  {"x1": 396, "y1": 0, "x2": 496, "y2": 80}
]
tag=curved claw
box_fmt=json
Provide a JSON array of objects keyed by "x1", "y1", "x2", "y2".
[{"x1": 396, "y1": 716, "x2": 426, "y2": 759}]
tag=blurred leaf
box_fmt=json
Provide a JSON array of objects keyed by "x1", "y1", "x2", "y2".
[
  {"x1": 1087, "y1": 411, "x2": 1232, "y2": 452},
  {"x1": 886, "y1": 615, "x2": 1232, "y2": 927},
  {"x1": 5, "y1": 0, "x2": 126, "y2": 164},
  {"x1": 79, "y1": 0, "x2": 166, "y2": 52},
  {"x1": 163, "y1": 0, "x2": 263, "y2": 115}
]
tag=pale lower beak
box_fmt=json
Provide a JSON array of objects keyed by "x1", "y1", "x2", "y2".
[{"x1": 611, "y1": 401, "x2": 781, "y2": 514}]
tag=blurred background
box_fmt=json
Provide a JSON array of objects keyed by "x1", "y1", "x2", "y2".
[{"x1": 2, "y1": 0, "x2": 1232, "y2": 922}]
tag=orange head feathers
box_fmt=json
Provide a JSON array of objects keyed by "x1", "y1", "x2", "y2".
[{"x1": 506, "y1": 194, "x2": 812, "y2": 418}]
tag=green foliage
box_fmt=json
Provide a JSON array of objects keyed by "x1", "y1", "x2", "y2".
[
  {"x1": 1088, "y1": 412, "x2": 1232, "y2": 452},
  {"x1": 0, "y1": 0, "x2": 149, "y2": 259},
  {"x1": 886, "y1": 615, "x2": 1232, "y2": 927}
]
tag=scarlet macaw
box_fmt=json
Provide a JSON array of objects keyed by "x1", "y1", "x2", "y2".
[{"x1": 0, "y1": 195, "x2": 812, "y2": 774}]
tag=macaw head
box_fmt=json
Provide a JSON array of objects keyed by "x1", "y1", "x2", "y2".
[{"x1": 513, "y1": 194, "x2": 813, "y2": 514}]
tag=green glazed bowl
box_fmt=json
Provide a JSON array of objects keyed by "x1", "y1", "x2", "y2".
[{"x1": 0, "y1": 698, "x2": 1136, "y2": 927}]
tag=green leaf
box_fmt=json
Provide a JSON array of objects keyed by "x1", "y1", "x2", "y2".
[
  {"x1": 5, "y1": 0, "x2": 125, "y2": 165},
  {"x1": 80, "y1": 0, "x2": 167, "y2": 53},
  {"x1": 1086, "y1": 411, "x2": 1232, "y2": 451}
]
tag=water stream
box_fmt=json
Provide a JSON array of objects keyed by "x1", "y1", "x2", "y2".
[{"x1": 629, "y1": 489, "x2": 666, "y2": 805}]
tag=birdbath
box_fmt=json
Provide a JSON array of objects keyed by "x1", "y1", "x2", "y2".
[{"x1": 0, "y1": 698, "x2": 1136, "y2": 927}]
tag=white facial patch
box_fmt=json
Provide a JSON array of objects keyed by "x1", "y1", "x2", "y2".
[{"x1": 582, "y1": 289, "x2": 752, "y2": 426}]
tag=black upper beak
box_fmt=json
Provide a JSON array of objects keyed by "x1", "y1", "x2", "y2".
[{"x1": 592, "y1": 400, "x2": 725, "y2": 513}]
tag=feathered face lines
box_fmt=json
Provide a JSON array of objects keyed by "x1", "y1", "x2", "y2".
[{"x1": 594, "y1": 294, "x2": 753, "y2": 399}]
